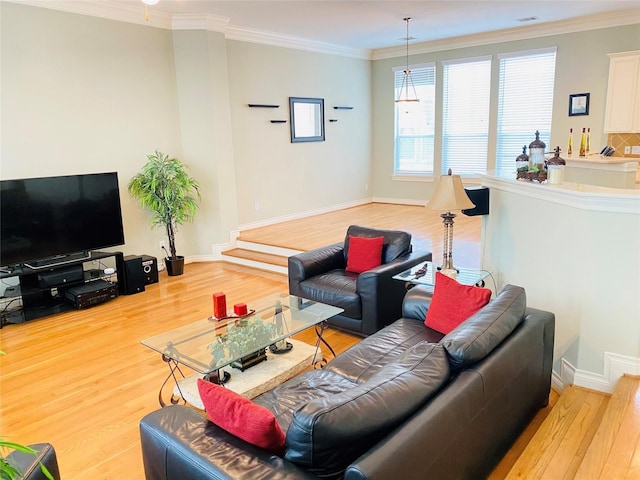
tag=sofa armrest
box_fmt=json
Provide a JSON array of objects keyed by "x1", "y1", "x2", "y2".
[
  {"x1": 5, "y1": 443, "x2": 61, "y2": 480},
  {"x1": 356, "y1": 250, "x2": 432, "y2": 335},
  {"x1": 140, "y1": 405, "x2": 319, "y2": 480},
  {"x1": 288, "y1": 243, "x2": 344, "y2": 295},
  {"x1": 401, "y1": 285, "x2": 433, "y2": 321}
]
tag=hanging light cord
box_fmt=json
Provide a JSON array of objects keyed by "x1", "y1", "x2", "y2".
[{"x1": 396, "y1": 17, "x2": 419, "y2": 103}]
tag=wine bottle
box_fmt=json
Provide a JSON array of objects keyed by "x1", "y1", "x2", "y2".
[
  {"x1": 568, "y1": 128, "x2": 573, "y2": 156},
  {"x1": 579, "y1": 128, "x2": 586, "y2": 157},
  {"x1": 586, "y1": 128, "x2": 590, "y2": 154}
]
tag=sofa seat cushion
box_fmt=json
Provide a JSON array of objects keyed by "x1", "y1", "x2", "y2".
[
  {"x1": 253, "y1": 369, "x2": 358, "y2": 431},
  {"x1": 296, "y1": 270, "x2": 361, "y2": 318},
  {"x1": 442, "y1": 284, "x2": 526, "y2": 371},
  {"x1": 325, "y1": 318, "x2": 444, "y2": 384},
  {"x1": 284, "y1": 342, "x2": 450, "y2": 477}
]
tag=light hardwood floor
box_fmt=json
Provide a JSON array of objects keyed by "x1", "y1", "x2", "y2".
[{"x1": 0, "y1": 202, "x2": 587, "y2": 479}]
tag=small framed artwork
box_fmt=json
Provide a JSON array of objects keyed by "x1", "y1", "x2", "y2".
[{"x1": 569, "y1": 93, "x2": 590, "y2": 116}]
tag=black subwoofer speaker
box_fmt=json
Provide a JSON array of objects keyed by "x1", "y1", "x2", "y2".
[
  {"x1": 462, "y1": 186, "x2": 490, "y2": 216},
  {"x1": 119, "y1": 255, "x2": 146, "y2": 295},
  {"x1": 140, "y1": 255, "x2": 159, "y2": 285}
]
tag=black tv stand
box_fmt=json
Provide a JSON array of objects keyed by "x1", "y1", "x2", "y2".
[
  {"x1": 1, "y1": 250, "x2": 124, "y2": 324},
  {"x1": 24, "y1": 251, "x2": 92, "y2": 270}
]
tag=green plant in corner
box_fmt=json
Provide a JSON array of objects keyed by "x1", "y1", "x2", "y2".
[
  {"x1": 0, "y1": 351, "x2": 54, "y2": 480},
  {"x1": 128, "y1": 150, "x2": 201, "y2": 276}
]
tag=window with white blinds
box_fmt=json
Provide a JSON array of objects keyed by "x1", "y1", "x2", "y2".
[
  {"x1": 496, "y1": 49, "x2": 557, "y2": 175},
  {"x1": 393, "y1": 64, "x2": 436, "y2": 175},
  {"x1": 441, "y1": 58, "x2": 491, "y2": 176}
]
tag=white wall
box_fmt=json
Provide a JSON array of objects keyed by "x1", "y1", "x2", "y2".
[
  {"x1": 226, "y1": 41, "x2": 372, "y2": 226},
  {"x1": 1, "y1": 2, "x2": 373, "y2": 260},
  {"x1": 1, "y1": 2, "x2": 183, "y2": 259}
]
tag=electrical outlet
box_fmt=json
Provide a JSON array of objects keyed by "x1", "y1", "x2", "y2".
[
  {"x1": 365, "y1": 183, "x2": 369, "y2": 191},
  {"x1": 159, "y1": 240, "x2": 165, "y2": 249},
  {"x1": 625, "y1": 146, "x2": 631, "y2": 154},
  {"x1": 254, "y1": 201, "x2": 260, "y2": 211}
]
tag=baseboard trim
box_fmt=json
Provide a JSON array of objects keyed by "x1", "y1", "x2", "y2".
[{"x1": 558, "y1": 352, "x2": 640, "y2": 394}]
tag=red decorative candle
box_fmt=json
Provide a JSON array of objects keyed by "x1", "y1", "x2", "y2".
[
  {"x1": 213, "y1": 292, "x2": 226, "y2": 319},
  {"x1": 234, "y1": 303, "x2": 248, "y2": 316}
]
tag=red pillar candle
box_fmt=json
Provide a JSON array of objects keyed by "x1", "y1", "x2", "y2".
[
  {"x1": 213, "y1": 292, "x2": 226, "y2": 319},
  {"x1": 234, "y1": 303, "x2": 248, "y2": 316}
]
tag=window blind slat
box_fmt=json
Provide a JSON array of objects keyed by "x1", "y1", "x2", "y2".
[
  {"x1": 394, "y1": 65, "x2": 436, "y2": 175},
  {"x1": 496, "y1": 51, "x2": 557, "y2": 174}
]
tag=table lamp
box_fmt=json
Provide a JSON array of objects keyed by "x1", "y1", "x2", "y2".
[{"x1": 426, "y1": 169, "x2": 475, "y2": 279}]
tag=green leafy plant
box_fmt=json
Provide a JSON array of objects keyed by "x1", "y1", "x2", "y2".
[
  {"x1": 0, "y1": 351, "x2": 54, "y2": 480},
  {"x1": 128, "y1": 150, "x2": 201, "y2": 260}
]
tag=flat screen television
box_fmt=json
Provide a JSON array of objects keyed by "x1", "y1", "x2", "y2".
[{"x1": 1, "y1": 172, "x2": 125, "y2": 269}]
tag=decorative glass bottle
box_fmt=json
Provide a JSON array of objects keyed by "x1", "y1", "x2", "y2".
[
  {"x1": 547, "y1": 147, "x2": 566, "y2": 185},
  {"x1": 567, "y1": 128, "x2": 573, "y2": 156},
  {"x1": 586, "y1": 128, "x2": 591, "y2": 155},
  {"x1": 579, "y1": 128, "x2": 586, "y2": 157},
  {"x1": 529, "y1": 130, "x2": 546, "y2": 172},
  {"x1": 516, "y1": 146, "x2": 529, "y2": 180}
]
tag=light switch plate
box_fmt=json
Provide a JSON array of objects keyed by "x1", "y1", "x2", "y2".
[{"x1": 632, "y1": 145, "x2": 640, "y2": 155}]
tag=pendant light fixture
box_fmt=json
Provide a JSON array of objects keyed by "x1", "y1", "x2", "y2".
[{"x1": 395, "y1": 17, "x2": 419, "y2": 103}]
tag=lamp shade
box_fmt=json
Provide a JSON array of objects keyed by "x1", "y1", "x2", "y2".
[{"x1": 426, "y1": 171, "x2": 475, "y2": 212}]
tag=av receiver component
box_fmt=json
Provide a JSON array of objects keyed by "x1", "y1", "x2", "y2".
[{"x1": 64, "y1": 279, "x2": 118, "y2": 309}]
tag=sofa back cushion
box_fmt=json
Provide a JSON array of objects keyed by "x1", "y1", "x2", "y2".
[
  {"x1": 344, "y1": 225, "x2": 411, "y2": 264},
  {"x1": 441, "y1": 284, "x2": 526, "y2": 371},
  {"x1": 284, "y1": 342, "x2": 450, "y2": 477}
]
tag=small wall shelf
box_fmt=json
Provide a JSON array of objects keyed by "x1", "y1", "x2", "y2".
[
  {"x1": 270, "y1": 120, "x2": 287, "y2": 123},
  {"x1": 329, "y1": 119, "x2": 338, "y2": 122},
  {"x1": 248, "y1": 104, "x2": 280, "y2": 108},
  {"x1": 333, "y1": 106, "x2": 353, "y2": 110}
]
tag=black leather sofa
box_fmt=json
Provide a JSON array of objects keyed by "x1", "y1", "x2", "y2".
[
  {"x1": 140, "y1": 284, "x2": 555, "y2": 480},
  {"x1": 288, "y1": 225, "x2": 431, "y2": 336},
  {"x1": 4, "y1": 443, "x2": 61, "y2": 480}
]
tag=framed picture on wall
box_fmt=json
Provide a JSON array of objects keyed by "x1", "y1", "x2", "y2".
[{"x1": 569, "y1": 93, "x2": 590, "y2": 116}]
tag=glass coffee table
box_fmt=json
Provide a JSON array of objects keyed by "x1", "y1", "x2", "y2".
[
  {"x1": 393, "y1": 261, "x2": 491, "y2": 288},
  {"x1": 141, "y1": 292, "x2": 343, "y2": 406}
]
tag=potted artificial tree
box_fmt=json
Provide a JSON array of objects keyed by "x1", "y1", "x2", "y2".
[{"x1": 128, "y1": 150, "x2": 200, "y2": 276}]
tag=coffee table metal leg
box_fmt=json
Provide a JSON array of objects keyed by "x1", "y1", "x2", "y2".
[
  {"x1": 313, "y1": 320, "x2": 335, "y2": 369},
  {"x1": 159, "y1": 354, "x2": 187, "y2": 407}
]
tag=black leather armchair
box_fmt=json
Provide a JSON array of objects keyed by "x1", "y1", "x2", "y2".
[{"x1": 288, "y1": 225, "x2": 431, "y2": 336}]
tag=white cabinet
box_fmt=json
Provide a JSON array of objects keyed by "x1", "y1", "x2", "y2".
[{"x1": 604, "y1": 51, "x2": 640, "y2": 133}]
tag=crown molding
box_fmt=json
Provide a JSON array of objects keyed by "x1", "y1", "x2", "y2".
[
  {"x1": 224, "y1": 24, "x2": 370, "y2": 59},
  {"x1": 171, "y1": 13, "x2": 229, "y2": 33},
  {"x1": 5, "y1": 0, "x2": 173, "y2": 29},
  {"x1": 373, "y1": 9, "x2": 640, "y2": 60}
]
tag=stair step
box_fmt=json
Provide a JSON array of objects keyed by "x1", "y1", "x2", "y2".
[
  {"x1": 222, "y1": 248, "x2": 288, "y2": 268},
  {"x1": 505, "y1": 385, "x2": 609, "y2": 479},
  {"x1": 574, "y1": 375, "x2": 640, "y2": 480}
]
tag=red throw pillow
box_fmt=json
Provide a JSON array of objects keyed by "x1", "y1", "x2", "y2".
[
  {"x1": 346, "y1": 235, "x2": 384, "y2": 274},
  {"x1": 425, "y1": 272, "x2": 492, "y2": 334},
  {"x1": 197, "y1": 378, "x2": 286, "y2": 455}
]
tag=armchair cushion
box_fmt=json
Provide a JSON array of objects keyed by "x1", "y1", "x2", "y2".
[{"x1": 345, "y1": 235, "x2": 384, "y2": 273}]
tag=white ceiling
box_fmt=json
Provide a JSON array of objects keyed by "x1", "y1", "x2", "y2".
[
  {"x1": 9, "y1": 0, "x2": 640, "y2": 57},
  {"x1": 115, "y1": 0, "x2": 639, "y2": 48}
]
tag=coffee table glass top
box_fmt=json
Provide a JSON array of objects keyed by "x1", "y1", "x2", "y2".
[
  {"x1": 393, "y1": 261, "x2": 491, "y2": 287},
  {"x1": 141, "y1": 293, "x2": 343, "y2": 374}
]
